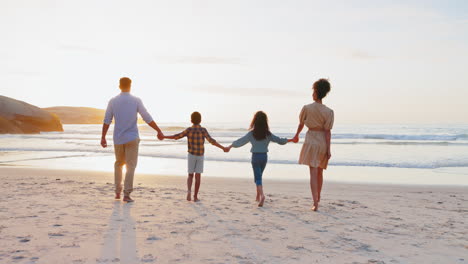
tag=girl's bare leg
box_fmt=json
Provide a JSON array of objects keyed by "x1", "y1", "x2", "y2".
[
  {"x1": 256, "y1": 186, "x2": 260, "y2": 201},
  {"x1": 318, "y1": 168, "x2": 324, "y2": 202},
  {"x1": 309, "y1": 167, "x2": 319, "y2": 211},
  {"x1": 187, "y1": 173, "x2": 194, "y2": 201},
  {"x1": 257, "y1": 185, "x2": 265, "y2": 207},
  {"x1": 194, "y1": 173, "x2": 201, "y2": 202}
]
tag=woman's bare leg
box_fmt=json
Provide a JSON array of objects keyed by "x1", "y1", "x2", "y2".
[
  {"x1": 317, "y1": 168, "x2": 324, "y2": 202},
  {"x1": 257, "y1": 185, "x2": 265, "y2": 207},
  {"x1": 194, "y1": 173, "x2": 201, "y2": 202},
  {"x1": 309, "y1": 166, "x2": 319, "y2": 211},
  {"x1": 187, "y1": 173, "x2": 194, "y2": 201}
]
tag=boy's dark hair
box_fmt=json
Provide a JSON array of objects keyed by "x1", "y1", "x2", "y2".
[
  {"x1": 191, "y1": 112, "x2": 202, "y2": 125},
  {"x1": 120, "y1": 77, "x2": 132, "y2": 89},
  {"x1": 313, "y1": 78, "x2": 331, "y2": 100},
  {"x1": 250, "y1": 111, "x2": 271, "y2": 140}
]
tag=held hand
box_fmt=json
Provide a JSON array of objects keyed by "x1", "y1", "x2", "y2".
[
  {"x1": 292, "y1": 135, "x2": 299, "y2": 143},
  {"x1": 224, "y1": 146, "x2": 231, "y2": 153},
  {"x1": 157, "y1": 132, "x2": 164, "y2": 140},
  {"x1": 100, "y1": 138, "x2": 107, "y2": 148}
]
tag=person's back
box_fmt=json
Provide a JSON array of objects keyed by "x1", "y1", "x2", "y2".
[
  {"x1": 163, "y1": 112, "x2": 226, "y2": 202},
  {"x1": 181, "y1": 125, "x2": 216, "y2": 156},
  {"x1": 233, "y1": 131, "x2": 287, "y2": 153},
  {"x1": 300, "y1": 102, "x2": 333, "y2": 131},
  {"x1": 105, "y1": 92, "x2": 151, "y2": 145},
  {"x1": 101, "y1": 77, "x2": 164, "y2": 202},
  {"x1": 228, "y1": 111, "x2": 293, "y2": 207}
]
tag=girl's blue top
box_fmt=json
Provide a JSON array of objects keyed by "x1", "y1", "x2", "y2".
[{"x1": 232, "y1": 131, "x2": 288, "y2": 153}]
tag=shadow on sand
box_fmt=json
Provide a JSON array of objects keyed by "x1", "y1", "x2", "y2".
[{"x1": 99, "y1": 201, "x2": 139, "y2": 263}]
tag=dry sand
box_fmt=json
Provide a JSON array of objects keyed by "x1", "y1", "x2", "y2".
[{"x1": 0, "y1": 167, "x2": 466, "y2": 264}]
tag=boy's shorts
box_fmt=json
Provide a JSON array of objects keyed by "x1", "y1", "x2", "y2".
[{"x1": 188, "y1": 153, "x2": 204, "y2": 174}]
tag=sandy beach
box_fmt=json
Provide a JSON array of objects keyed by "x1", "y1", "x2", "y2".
[{"x1": 0, "y1": 167, "x2": 466, "y2": 264}]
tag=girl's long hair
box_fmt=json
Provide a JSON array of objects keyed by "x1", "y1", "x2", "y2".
[{"x1": 250, "y1": 111, "x2": 271, "y2": 140}]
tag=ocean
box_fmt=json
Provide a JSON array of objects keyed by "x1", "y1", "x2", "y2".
[{"x1": 1, "y1": 123, "x2": 468, "y2": 185}]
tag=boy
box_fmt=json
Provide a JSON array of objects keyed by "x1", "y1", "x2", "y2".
[{"x1": 163, "y1": 112, "x2": 227, "y2": 202}]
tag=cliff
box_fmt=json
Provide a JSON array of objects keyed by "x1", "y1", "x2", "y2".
[
  {"x1": 0, "y1": 95, "x2": 63, "y2": 134},
  {"x1": 43, "y1": 106, "x2": 105, "y2": 124}
]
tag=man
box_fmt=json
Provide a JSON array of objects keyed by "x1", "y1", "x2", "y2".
[{"x1": 101, "y1": 77, "x2": 164, "y2": 202}]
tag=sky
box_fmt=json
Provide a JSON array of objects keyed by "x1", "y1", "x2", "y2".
[{"x1": 0, "y1": 0, "x2": 467, "y2": 125}]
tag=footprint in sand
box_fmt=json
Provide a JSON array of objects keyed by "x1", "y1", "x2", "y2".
[
  {"x1": 367, "y1": 259, "x2": 385, "y2": 264},
  {"x1": 287, "y1": 245, "x2": 311, "y2": 252},
  {"x1": 141, "y1": 214, "x2": 155, "y2": 217},
  {"x1": 48, "y1": 232, "x2": 65, "y2": 237},
  {"x1": 141, "y1": 254, "x2": 156, "y2": 263},
  {"x1": 357, "y1": 244, "x2": 378, "y2": 252},
  {"x1": 60, "y1": 243, "x2": 80, "y2": 248},
  {"x1": 146, "y1": 236, "x2": 162, "y2": 241}
]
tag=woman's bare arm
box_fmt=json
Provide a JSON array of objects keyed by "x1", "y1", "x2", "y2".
[
  {"x1": 325, "y1": 129, "x2": 331, "y2": 159},
  {"x1": 292, "y1": 123, "x2": 304, "y2": 143}
]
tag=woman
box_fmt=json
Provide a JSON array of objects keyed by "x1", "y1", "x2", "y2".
[
  {"x1": 292, "y1": 79, "x2": 334, "y2": 211},
  {"x1": 227, "y1": 111, "x2": 295, "y2": 207}
]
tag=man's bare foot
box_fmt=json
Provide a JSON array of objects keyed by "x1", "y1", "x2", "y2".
[
  {"x1": 115, "y1": 193, "x2": 121, "y2": 199},
  {"x1": 123, "y1": 196, "x2": 134, "y2": 203},
  {"x1": 255, "y1": 195, "x2": 260, "y2": 202},
  {"x1": 258, "y1": 195, "x2": 265, "y2": 207},
  {"x1": 194, "y1": 197, "x2": 199, "y2": 202},
  {"x1": 186, "y1": 191, "x2": 191, "y2": 201}
]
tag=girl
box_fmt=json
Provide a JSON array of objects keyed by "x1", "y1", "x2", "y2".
[{"x1": 227, "y1": 111, "x2": 295, "y2": 207}]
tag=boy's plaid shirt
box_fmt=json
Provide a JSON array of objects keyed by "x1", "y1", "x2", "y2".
[{"x1": 173, "y1": 125, "x2": 217, "y2": 156}]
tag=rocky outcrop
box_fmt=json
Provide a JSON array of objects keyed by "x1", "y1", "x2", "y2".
[
  {"x1": 44, "y1": 107, "x2": 105, "y2": 124},
  {"x1": 44, "y1": 106, "x2": 145, "y2": 124},
  {"x1": 0, "y1": 95, "x2": 63, "y2": 134}
]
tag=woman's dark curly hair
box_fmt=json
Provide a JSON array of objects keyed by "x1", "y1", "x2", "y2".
[
  {"x1": 313, "y1": 78, "x2": 331, "y2": 100},
  {"x1": 250, "y1": 111, "x2": 271, "y2": 140}
]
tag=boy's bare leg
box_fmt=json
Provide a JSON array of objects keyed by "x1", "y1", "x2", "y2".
[
  {"x1": 194, "y1": 173, "x2": 201, "y2": 202},
  {"x1": 256, "y1": 187, "x2": 260, "y2": 202},
  {"x1": 187, "y1": 173, "x2": 194, "y2": 201}
]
